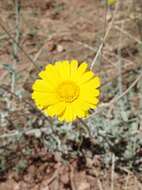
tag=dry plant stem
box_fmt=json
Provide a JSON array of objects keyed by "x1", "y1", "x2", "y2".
[
  {"x1": 111, "y1": 154, "x2": 115, "y2": 190},
  {"x1": 117, "y1": 21, "x2": 125, "y2": 113},
  {"x1": 132, "y1": 0, "x2": 142, "y2": 41},
  {"x1": 96, "y1": 178, "x2": 104, "y2": 190},
  {"x1": 70, "y1": 165, "x2": 76, "y2": 190},
  {"x1": 13, "y1": 0, "x2": 20, "y2": 64},
  {"x1": 74, "y1": 37, "x2": 140, "y2": 88},
  {"x1": 124, "y1": 173, "x2": 130, "y2": 190},
  {"x1": 90, "y1": 63, "x2": 142, "y2": 117},
  {"x1": 90, "y1": 169, "x2": 104, "y2": 190},
  {"x1": 90, "y1": 0, "x2": 120, "y2": 69},
  {"x1": 0, "y1": 85, "x2": 35, "y2": 109},
  {"x1": 90, "y1": 69, "x2": 142, "y2": 119},
  {"x1": 138, "y1": 79, "x2": 142, "y2": 130},
  {"x1": 47, "y1": 169, "x2": 59, "y2": 186},
  {"x1": 77, "y1": 117, "x2": 91, "y2": 137},
  {"x1": 119, "y1": 167, "x2": 142, "y2": 189},
  {"x1": 0, "y1": 85, "x2": 53, "y2": 126},
  {"x1": 118, "y1": 22, "x2": 123, "y2": 96},
  {"x1": 11, "y1": 69, "x2": 16, "y2": 94},
  {"x1": 11, "y1": 0, "x2": 20, "y2": 93},
  {"x1": 115, "y1": 25, "x2": 142, "y2": 44},
  {"x1": 111, "y1": 69, "x2": 142, "y2": 104},
  {"x1": 0, "y1": 18, "x2": 40, "y2": 71}
]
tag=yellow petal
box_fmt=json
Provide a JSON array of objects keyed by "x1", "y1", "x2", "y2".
[
  {"x1": 55, "y1": 60, "x2": 70, "y2": 80},
  {"x1": 80, "y1": 86, "x2": 100, "y2": 98},
  {"x1": 77, "y1": 62, "x2": 88, "y2": 74},
  {"x1": 59, "y1": 104, "x2": 75, "y2": 122},
  {"x1": 71, "y1": 100, "x2": 86, "y2": 118},
  {"x1": 46, "y1": 102, "x2": 66, "y2": 117},
  {"x1": 78, "y1": 71, "x2": 94, "y2": 85},
  {"x1": 32, "y1": 92, "x2": 59, "y2": 108},
  {"x1": 32, "y1": 79, "x2": 54, "y2": 92},
  {"x1": 84, "y1": 76, "x2": 101, "y2": 88},
  {"x1": 39, "y1": 64, "x2": 61, "y2": 86},
  {"x1": 72, "y1": 62, "x2": 88, "y2": 80},
  {"x1": 39, "y1": 64, "x2": 53, "y2": 79},
  {"x1": 70, "y1": 60, "x2": 78, "y2": 79}
]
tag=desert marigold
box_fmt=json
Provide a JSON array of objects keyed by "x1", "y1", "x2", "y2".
[
  {"x1": 32, "y1": 60, "x2": 100, "y2": 122},
  {"x1": 107, "y1": 0, "x2": 117, "y2": 6}
]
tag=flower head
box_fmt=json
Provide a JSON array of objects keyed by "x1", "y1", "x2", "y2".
[{"x1": 32, "y1": 60, "x2": 100, "y2": 122}]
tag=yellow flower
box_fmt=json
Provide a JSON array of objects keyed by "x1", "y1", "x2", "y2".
[
  {"x1": 32, "y1": 60, "x2": 100, "y2": 122},
  {"x1": 107, "y1": 0, "x2": 117, "y2": 6}
]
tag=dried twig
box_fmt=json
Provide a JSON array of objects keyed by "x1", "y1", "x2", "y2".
[
  {"x1": 11, "y1": 0, "x2": 21, "y2": 93},
  {"x1": 77, "y1": 117, "x2": 91, "y2": 137},
  {"x1": 90, "y1": 0, "x2": 120, "y2": 69},
  {"x1": 111, "y1": 154, "x2": 115, "y2": 190},
  {"x1": 70, "y1": 165, "x2": 76, "y2": 190},
  {"x1": 124, "y1": 173, "x2": 130, "y2": 190},
  {"x1": 115, "y1": 25, "x2": 142, "y2": 44},
  {"x1": 47, "y1": 168, "x2": 59, "y2": 185},
  {"x1": 0, "y1": 17, "x2": 40, "y2": 71},
  {"x1": 111, "y1": 69, "x2": 142, "y2": 104}
]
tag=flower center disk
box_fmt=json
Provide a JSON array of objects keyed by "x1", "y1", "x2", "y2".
[{"x1": 56, "y1": 81, "x2": 80, "y2": 102}]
